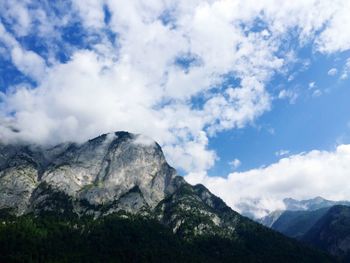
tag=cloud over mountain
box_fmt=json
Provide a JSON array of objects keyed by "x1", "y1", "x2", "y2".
[
  {"x1": 186, "y1": 144, "x2": 350, "y2": 217},
  {"x1": 1, "y1": 0, "x2": 350, "y2": 207}
]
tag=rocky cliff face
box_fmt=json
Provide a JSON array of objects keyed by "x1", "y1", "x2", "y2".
[
  {"x1": 0, "y1": 131, "x2": 243, "y2": 237},
  {"x1": 0, "y1": 132, "x2": 179, "y2": 217}
]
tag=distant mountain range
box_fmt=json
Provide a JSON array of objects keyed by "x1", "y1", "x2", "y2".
[
  {"x1": 283, "y1": 197, "x2": 350, "y2": 212},
  {"x1": 257, "y1": 196, "x2": 350, "y2": 261},
  {"x1": 0, "y1": 132, "x2": 332, "y2": 262},
  {"x1": 303, "y1": 205, "x2": 350, "y2": 262}
]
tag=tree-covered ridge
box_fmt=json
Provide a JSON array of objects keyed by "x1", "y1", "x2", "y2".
[
  {"x1": 302, "y1": 205, "x2": 350, "y2": 262},
  {"x1": 0, "y1": 210, "x2": 333, "y2": 263},
  {"x1": 271, "y1": 207, "x2": 331, "y2": 239}
]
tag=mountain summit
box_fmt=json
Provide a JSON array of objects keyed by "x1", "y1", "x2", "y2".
[
  {"x1": 0, "y1": 132, "x2": 179, "y2": 217},
  {"x1": 0, "y1": 132, "x2": 332, "y2": 262}
]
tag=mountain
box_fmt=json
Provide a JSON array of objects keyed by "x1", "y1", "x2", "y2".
[
  {"x1": 0, "y1": 131, "x2": 178, "y2": 216},
  {"x1": 0, "y1": 132, "x2": 333, "y2": 262},
  {"x1": 302, "y1": 205, "x2": 350, "y2": 261},
  {"x1": 255, "y1": 197, "x2": 350, "y2": 261},
  {"x1": 270, "y1": 207, "x2": 330, "y2": 239},
  {"x1": 283, "y1": 197, "x2": 350, "y2": 211},
  {"x1": 258, "y1": 197, "x2": 350, "y2": 229},
  {"x1": 258, "y1": 210, "x2": 284, "y2": 228}
]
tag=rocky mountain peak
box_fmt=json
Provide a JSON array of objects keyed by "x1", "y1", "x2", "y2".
[
  {"x1": 0, "y1": 131, "x2": 177, "y2": 215},
  {"x1": 0, "y1": 132, "x2": 336, "y2": 262},
  {"x1": 0, "y1": 131, "x2": 240, "y2": 237},
  {"x1": 282, "y1": 196, "x2": 350, "y2": 212}
]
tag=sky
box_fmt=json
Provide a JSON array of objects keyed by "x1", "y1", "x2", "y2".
[{"x1": 1, "y1": 0, "x2": 350, "y2": 218}]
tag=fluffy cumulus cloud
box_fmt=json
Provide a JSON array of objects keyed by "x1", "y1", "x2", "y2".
[
  {"x1": 0, "y1": 1, "x2": 350, "y2": 197},
  {"x1": 186, "y1": 144, "x2": 350, "y2": 218},
  {"x1": 315, "y1": 1, "x2": 350, "y2": 53}
]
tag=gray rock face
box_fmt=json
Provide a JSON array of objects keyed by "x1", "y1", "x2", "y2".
[
  {"x1": 0, "y1": 164, "x2": 38, "y2": 214},
  {"x1": 0, "y1": 131, "x2": 246, "y2": 238},
  {"x1": 258, "y1": 210, "x2": 284, "y2": 228},
  {"x1": 0, "y1": 132, "x2": 177, "y2": 215},
  {"x1": 154, "y1": 181, "x2": 239, "y2": 238}
]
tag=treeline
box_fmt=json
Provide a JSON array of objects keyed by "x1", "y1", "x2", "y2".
[{"x1": 0, "y1": 211, "x2": 332, "y2": 263}]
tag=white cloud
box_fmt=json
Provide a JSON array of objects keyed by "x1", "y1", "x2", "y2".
[
  {"x1": 312, "y1": 89, "x2": 322, "y2": 97},
  {"x1": 229, "y1": 159, "x2": 241, "y2": 170},
  {"x1": 0, "y1": 22, "x2": 46, "y2": 81},
  {"x1": 327, "y1": 68, "x2": 338, "y2": 76},
  {"x1": 1, "y1": 0, "x2": 350, "y2": 178},
  {"x1": 10, "y1": 47, "x2": 46, "y2": 82},
  {"x1": 308, "y1": 81, "x2": 323, "y2": 97},
  {"x1": 0, "y1": 1, "x2": 283, "y2": 174},
  {"x1": 341, "y1": 58, "x2": 350, "y2": 80},
  {"x1": 308, "y1": 81, "x2": 316, "y2": 89},
  {"x1": 133, "y1": 134, "x2": 155, "y2": 146},
  {"x1": 316, "y1": 1, "x2": 350, "y2": 53},
  {"x1": 0, "y1": 0, "x2": 32, "y2": 37},
  {"x1": 275, "y1": 150, "x2": 290, "y2": 157},
  {"x1": 72, "y1": 0, "x2": 105, "y2": 29},
  {"x1": 186, "y1": 145, "x2": 350, "y2": 218},
  {"x1": 278, "y1": 89, "x2": 298, "y2": 104}
]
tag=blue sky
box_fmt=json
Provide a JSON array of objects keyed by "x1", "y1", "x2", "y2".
[
  {"x1": 209, "y1": 48, "x2": 350, "y2": 176},
  {"x1": 1, "y1": 0, "x2": 350, "y2": 216}
]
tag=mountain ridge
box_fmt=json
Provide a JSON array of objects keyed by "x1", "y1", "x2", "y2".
[
  {"x1": 0, "y1": 131, "x2": 334, "y2": 262},
  {"x1": 254, "y1": 197, "x2": 350, "y2": 261},
  {"x1": 0, "y1": 131, "x2": 179, "y2": 217},
  {"x1": 302, "y1": 205, "x2": 350, "y2": 261},
  {"x1": 257, "y1": 196, "x2": 350, "y2": 228}
]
